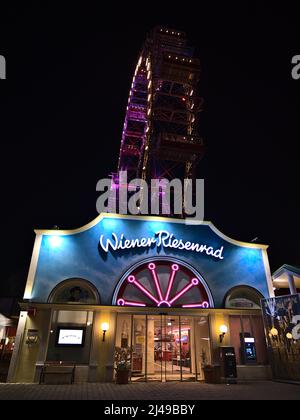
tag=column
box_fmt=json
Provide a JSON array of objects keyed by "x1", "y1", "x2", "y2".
[
  {"x1": 287, "y1": 273, "x2": 297, "y2": 295},
  {"x1": 94, "y1": 310, "x2": 116, "y2": 382},
  {"x1": 34, "y1": 309, "x2": 52, "y2": 382},
  {"x1": 7, "y1": 311, "x2": 27, "y2": 382}
]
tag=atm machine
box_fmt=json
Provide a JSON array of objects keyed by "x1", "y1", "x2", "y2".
[{"x1": 240, "y1": 332, "x2": 257, "y2": 364}]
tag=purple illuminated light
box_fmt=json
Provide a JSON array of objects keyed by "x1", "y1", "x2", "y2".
[
  {"x1": 168, "y1": 278, "x2": 199, "y2": 305},
  {"x1": 148, "y1": 263, "x2": 163, "y2": 301},
  {"x1": 157, "y1": 300, "x2": 171, "y2": 307},
  {"x1": 117, "y1": 298, "x2": 146, "y2": 307},
  {"x1": 118, "y1": 264, "x2": 208, "y2": 308},
  {"x1": 182, "y1": 301, "x2": 209, "y2": 308},
  {"x1": 127, "y1": 274, "x2": 159, "y2": 304},
  {"x1": 165, "y1": 264, "x2": 179, "y2": 301}
]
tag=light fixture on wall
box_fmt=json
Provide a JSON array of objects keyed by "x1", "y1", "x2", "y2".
[
  {"x1": 48, "y1": 235, "x2": 63, "y2": 248},
  {"x1": 270, "y1": 327, "x2": 278, "y2": 337},
  {"x1": 101, "y1": 322, "x2": 109, "y2": 342},
  {"x1": 286, "y1": 332, "x2": 293, "y2": 340},
  {"x1": 26, "y1": 329, "x2": 39, "y2": 345},
  {"x1": 219, "y1": 324, "x2": 228, "y2": 343}
]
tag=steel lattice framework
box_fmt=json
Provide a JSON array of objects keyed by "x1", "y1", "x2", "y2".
[{"x1": 111, "y1": 27, "x2": 204, "y2": 215}]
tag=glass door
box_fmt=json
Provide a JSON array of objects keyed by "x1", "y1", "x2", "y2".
[
  {"x1": 147, "y1": 315, "x2": 163, "y2": 381},
  {"x1": 194, "y1": 316, "x2": 212, "y2": 380},
  {"x1": 180, "y1": 317, "x2": 194, "y2": 381},
  {"x1": 131, "y1": 315, "x2": 146, "y2": 382},
  {"x1": 114, "y1": 313, "x2": 147, "y2": 382},
  {"x1": 115, "y1": 313, "x2": 209, "y2": 382},
  {"x1": 164, "y1": 316, "x2": 181, "y2": 381}
]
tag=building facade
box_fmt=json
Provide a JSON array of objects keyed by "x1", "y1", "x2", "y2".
[{"x1": 8, "y1": 213, "x2": 273, "y2": 383}]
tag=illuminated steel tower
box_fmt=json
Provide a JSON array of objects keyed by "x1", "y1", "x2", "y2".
[{"x1": 111, "y1": 27, "x2": 204, "y2": 214}]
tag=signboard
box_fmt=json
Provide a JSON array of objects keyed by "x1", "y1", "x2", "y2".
[
  {"x1": 30, "y1": 214, "x2": 271, "y2": 309},
  {"x1": 136, "y1": 336, "x2": 145, "y2": 344},
  {"x1": 99, "y1": 230, "x2": 225, "y2": 260}
]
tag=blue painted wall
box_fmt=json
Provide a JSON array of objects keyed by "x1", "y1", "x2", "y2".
[{"x1": 30, "y1": 216, "x2": 270, "y2": 308}]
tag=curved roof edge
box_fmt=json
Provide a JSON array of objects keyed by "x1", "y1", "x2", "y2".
[{"x1": 34, "y1": 212, "x2": 268, "y2": 250}]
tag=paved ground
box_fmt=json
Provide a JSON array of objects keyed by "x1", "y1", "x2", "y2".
[{"x1": 0, "y1": 380, "x2": 299, "y2": 400}]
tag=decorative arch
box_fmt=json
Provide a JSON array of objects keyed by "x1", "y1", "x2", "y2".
[
  {"x1": 112, "y1": 257, "x2": 214, "y2": 308},
  {"x1": 223, "y1": 285, "x2": 264, "y2": 309},
  {"x1": 48, "y1": 278, "x2": 100, "y2": 304}
]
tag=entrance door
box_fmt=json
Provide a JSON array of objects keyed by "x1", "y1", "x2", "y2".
[
  {"x1": 114, "y1": 313, "x2": 211, "y2": 382},
  {"x1": 149, "y1": 315, "x2": 200, "y2": 381},
  {"x1": 149, "y1": 315, "x2": 183, "y2": 382}
]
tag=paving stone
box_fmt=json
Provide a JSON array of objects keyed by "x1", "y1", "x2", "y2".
[{"x1": 0, "y1": 381, "x2": 299, "y2": 400}]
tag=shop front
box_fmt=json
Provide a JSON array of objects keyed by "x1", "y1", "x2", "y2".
[
  {"x1": 114, "y1": 309, "x2": 268, "y2": 382},
  {"x1": 115, "y1": 312, "x2": 210, "y2": 382},
  {"x1": 7, "y1": 213, "x2": 274, "y2": 383}
]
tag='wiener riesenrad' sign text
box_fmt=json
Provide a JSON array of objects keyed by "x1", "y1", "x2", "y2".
[{"x1": 99, "y1": 230, "x2": 224, "y2": 260}]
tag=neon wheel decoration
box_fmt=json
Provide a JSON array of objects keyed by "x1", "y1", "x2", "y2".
[{"x1": 115, "y1": 260, "x2": 211, "y2": 308}]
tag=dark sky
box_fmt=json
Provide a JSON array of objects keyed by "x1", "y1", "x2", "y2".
[{"x1": 0, "y1": 4, "x2": 299, "y2": 296}]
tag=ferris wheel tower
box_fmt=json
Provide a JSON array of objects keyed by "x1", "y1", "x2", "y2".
[{"x1": 110, "y1": 27, "x2": 204, "y2": 215}]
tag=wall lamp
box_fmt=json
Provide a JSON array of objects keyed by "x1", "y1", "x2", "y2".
[
  {"x1": 270, "y1": 327, "x2": 278, "y2": 337},
  {"x1": 219, "y1": 324, "x2": 228, "y2": 343},
  {"x1": 26, "y1": 329, "x2": 39, "y2": 345},
  {"x1": 101, "y1": 322, "x2": 109, "y2": 342}
]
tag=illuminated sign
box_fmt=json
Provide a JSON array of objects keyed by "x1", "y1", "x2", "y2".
[
  {"x1": 99, "y1": 230, "x2": 224, "y2": 260},
  {"x1": 57, "y1": 329, "x2": 84, "y2": 345},
  {"x1": 244, "y1": 337, "x2": 255, "y2": 343},
  {"x1": 116, "y1": 262, "x2": 211, "y2": 309}
]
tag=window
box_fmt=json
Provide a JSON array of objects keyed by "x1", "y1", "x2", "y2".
[
  {"x1": 48, "y1": 279, "x2": 100, "y2": 304},
  {"x1": 224, "y1": 286, "x2": 263, "y2": 309},
  {"x1": 46, "y1": 310, "x2": 94, "y2": 364}
]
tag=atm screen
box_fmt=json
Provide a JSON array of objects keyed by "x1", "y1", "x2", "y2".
[
  {"x1": 240, "y1": 333, "x2": 257, "y2": 363},
  {"x1": 245, "y1": 343, "x2": 256, "y2": 360}
]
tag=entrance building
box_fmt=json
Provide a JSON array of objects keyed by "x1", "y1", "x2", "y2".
[{"x1": 7, "y1": 214, "x2": 273, "y2": 383}]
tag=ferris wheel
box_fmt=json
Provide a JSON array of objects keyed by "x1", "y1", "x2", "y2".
[{"x1": 110, "y1": 27, "x2": 204, "y2": 212}]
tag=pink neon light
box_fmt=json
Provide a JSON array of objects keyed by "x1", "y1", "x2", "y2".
[
  {"x1": 127, "y1": 275, "x2": 159, "y2": 304},
  {"x1": 157, "y1": 300, "x2": 171, "y2": 307},
  {"x1": 169, "y1": 278, "x2": 199, "y2": 305},
  {"x1": 125, "y1": 302, "x2": 146, "y2": 307},
  {"x1": 165, "y1": 264, "x2": 179, "y2": 301},
  {"x1": 148, "y1": 263, "x2": 156, "y2": 270},
  {"x1": 117, "y1": 298, "x2": 125, "y2": 306},
  {"x1": 148, "y1": 263, "x2": 163, "y2": 301},
  {"x1": 182, "y1": 301, "x2": 209, "y2": 308},
  {"x1": 120, "y1": 265, "x2": 206, "y2": 308},
  {"x1": 117, "y1": 298, "x2": 146, "y2": 307}
]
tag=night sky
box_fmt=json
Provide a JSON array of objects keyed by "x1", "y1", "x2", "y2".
[{"x1": 0, "y1": 4, "x2": 299, "y2": 297}]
